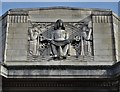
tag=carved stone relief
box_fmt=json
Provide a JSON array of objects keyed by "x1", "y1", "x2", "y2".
[{"x1": 28, "y1": 19, "x2": 93, "y2": 61}]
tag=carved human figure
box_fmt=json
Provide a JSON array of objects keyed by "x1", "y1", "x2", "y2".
[
  {"x1": 29, "y1": 26, "x2": 39, "y2": 55},
  {"x1": 87, "y1": 21, "x2": 92, "y2": 55},
  {"x1": 51, "y1": 19, "x2": 70, "y2": 59},
  {"x1": 81, "y1": 21, "x2": 92, "y2": 56}
]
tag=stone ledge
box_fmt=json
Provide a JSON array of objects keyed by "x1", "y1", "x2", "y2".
[
  {"x1": 1, "y1": 61, "x2": 120, "y2": 79},
  {"x1": 2, "y1": 61, "x2": 119, "y2": 78},
  {"x1": 0, "y1": 64, "x2": 7, "y2": 77},
  {"x1": 3, "y1": 64, "x2": 113, "y2": 78},
  {"x1": 5, "y1": 61, "x2": 115, "y2": 66}
]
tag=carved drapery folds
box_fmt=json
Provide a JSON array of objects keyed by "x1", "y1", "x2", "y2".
[
  {"x1": 28, "y1": 19, "x2": 93, "y2": 61},
  {"x1": 70, "y1": 21, "x2": 93, "y2": 57},
  {"x1": 28, "y1": 23, "x2": 53, "y2": 58}
]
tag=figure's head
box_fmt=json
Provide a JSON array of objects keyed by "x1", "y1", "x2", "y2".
[
  {"x1": 34, "y1": 27, "x2": 38, "y2": 31},
  {"x1": 32, "y1": 25, "x2": 39, "y2": 33},
  {"x1": 54, "y1": 19, "x2": 65, "y2": 30},
  {"x1": 82, "y1": 25, "x2": 88, "y2": 32}
]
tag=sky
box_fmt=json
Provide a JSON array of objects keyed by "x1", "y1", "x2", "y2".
[{"x1": 0, "y1": 2, "x2": 120, "y2": 16}]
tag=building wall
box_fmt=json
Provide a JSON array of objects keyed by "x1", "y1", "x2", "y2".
[
  {"x1": 28, "y1": 8, "x2": 91, "y2": 22},
  {"x1": 0, "y1": 17, "x2": 2, "y2": 62},
  {"x1": 3, "y1": 8, "x2": 120, "y2": 64},
  {"x1": 118, "y1": 15, "x2": 120, "y2": 62},
  {"x1": 5, "y1": 13, "x2": 28, "y2": 62},
  {"x1": 118, "y1": 17, "x2": 120, "y2": 61},
  {"x1": 0, "y1": 15, "x2": 7, "y2": 62},
  {"x1": 2, "y1": 78, "x2": 119, "y2": 92},
  {"x1": 0, "y1": 76, "x2": 2, "y2": 92},
  {"x1": 112, "y1": 13, "x2": 120, "y2": 62},
  {"x1": 0, "y1": 7, "x2": 120, "y2": 92},
  {"x1": 92, "y1": 14, "x2": 115, "y2": 62}
]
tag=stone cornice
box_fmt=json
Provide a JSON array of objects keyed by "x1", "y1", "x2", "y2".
[
  {"x1": 9, "y1": 6, "x2": 111, "y2": 12},
  {"x1": 1, "y1": 7, "x2": 119, "y2": 22},
  {"x1": 0, "y1": 61, "x2": 120, "y2": 79}
]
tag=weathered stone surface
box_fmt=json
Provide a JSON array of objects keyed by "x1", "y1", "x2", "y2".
[
  {"x1": 29, "y1": 9, "x2": 91, "y2": 22},
  {"x1": 5, "y1": 22, "x2": 28, "y2": 61},
  {"x1": 93, "y1": 22, "x2": 115, "y2": 61},
  {"x1": 0, "y1": 76, "x2": 2, "y2": 92},
  {"x1": 118, "y1": 21, "x2": 120, "y2": 62},
  {"x1": 0, "y1": 7, "x2": 120, "y2": 79},
  {"x1": 0, "y1": 7, "x2": 120, "y2": 92},
  {"x1": 7, "y1": 65, "x2": 111, "y2": 78},
  {"x1": 0, "y1": 16, "x2": 7, "y2": 62}
]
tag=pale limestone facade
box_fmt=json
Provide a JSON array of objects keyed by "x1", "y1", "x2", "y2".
[
  {"x1": 0, "y1": 7, "x2": 120, "y2": 64},
  {"x1": 0, "y1": 7, "x2": 120, "y2": 92}
]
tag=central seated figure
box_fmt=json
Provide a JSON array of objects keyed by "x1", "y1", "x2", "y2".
[{"x1": 51, "y1": 19, "x2": 70, "y2": 59}]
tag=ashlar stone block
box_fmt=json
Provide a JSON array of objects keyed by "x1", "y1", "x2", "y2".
[{"x1": 94, "y1": 55, "x2": 114, "y2": 62}]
